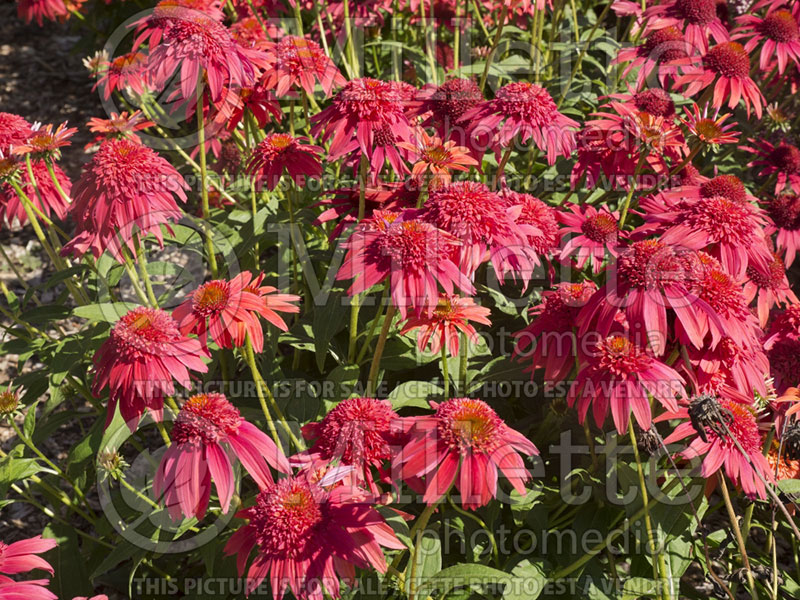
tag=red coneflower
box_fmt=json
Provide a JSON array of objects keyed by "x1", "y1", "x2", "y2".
[
  {"x1": 411, "y1": 78, "x2": 484, "y2": 149},
  {"x1": 398, "y1": 130, "x2": 478, "y2": 189},
  {"x1": 295, "y1": 397, "x2": 399, "y2": 490},
  {"x1": 421, "y1": 181, "x2": 533, "y2": 278},
  {"x1": 218, "y1": 83, "x2": 281, "y2": 131},
  {"x1": 569, "y1": 335, "x2": 684, "y2": 433},
  {"x1": 173, "y1": 271, "x2": 298, "y2": 354},
  {"x1": 558, "y1": 204, "x2": 621, "y2": 273},
  {"x1": 499, "y1": 191, "x2": 560, "y2": 280},
  {"x1": 246, "y1": 133, "x2": 323, "y2": 190},
  {"x1": 395, "y1": 398, "x2": 538, "y2": 509},
  {"x1": 613, "y1": 27, "x2": 691, "y2": 89},
  {"x1": 660, "y1": 395, "x2": 773, "y2": 499},
  {"x1": 642, "y1": 0, "x2": 730, "y2": 51},
  {"x1": 136, "y1": 7, "x2": 264, "y2": 104},
  {"x1": 686, "y1": 336, "x2": 771, "y2": 398},
  {"x1": 262, "y1": 36, "x2": 345, "y2": 97},
  {"x1": 674, "y1": 41, "x2": 765, "y2": 118},
  {"x1": 85, "y1": 111, "x2": 154, "y2": 148},
  {"x1": 155, "y1": 392, "x2": 290, "y2": 520},
  {"x1": 744, "y1": 251, "x2": 799, "y2": 327},
  {"x1": 680, "y1": 102, "x2": 739, "y2": 146},
  {"x1": 400, "y1": 294, "x2": 491, "y2": 357},
  {"x1": 94, "y1": 52, "x2": 149, "y2": 100},
  {"x1": 764, "y1": 303, "x2": 800, "y2": 392},
  {"x1": 92, "y1": 306, "x2": 209, "y2": 430},
  {"x1": 514, "y1": 281, "x2": 597, "y2": 383},
  {"x1": 605, "y1": 87, "x2": 677, "y2": 119},
  {"x1": 0, "y1": 158, "x2": 71, "y2": 227},
  {"x1": 337, "y1": 211, "x2": 474, "y2": 318},
  {"x1": 61, "y1": 138, "x2": 187, "y2": 262},
  {"x1": 0, "y1": 113, "x2": 33, "y2": 151},
  {"x1": 12, "y1": 122, "x2": 76, "y2": 161},
  {"x1": 577, "y1": 239, "x2": 724, "y2": 355},
  {"x1": 16, "y1": 0, "x2": 68, "y2": 25},
  {"x1": 765, "y1": 193, "x2": 800, "y2": 266},
  {"x1": 736, "y1": 9, "x2": 800, "y2": 74},
  {"x1": 224, "y1": 475, "x2": 404, "y2": 599},
  {"x1": 311, "y1": 78, "x2": 415, "y2": 179},
  {"x1": 746, "y1": 139, "x2": 800, "y2": 195},
  {"x1": 640, "y1": 175, "x2": 773, "y2": 279},
  {"x1": 463, "y1": 82, "x2": 578, "y2": 164}
]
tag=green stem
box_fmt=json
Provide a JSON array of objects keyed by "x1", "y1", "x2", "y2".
[
  {"x1": 441, "y1": 344, "x2": 449, "y2": 400},
  {"x1": 719, "y1": 474, "x2": 759, "y2": 599},
  {"x1": 366, "y1": 305, "x2": 396, "y2": 397},
  {"x1": 557, "y1": 1, "x2": 612, "y2": 108},
  {"x1": 479, "y1": 3, "x2": 510, "y2": 92},
  {"x1": 407, "y1": 503, "x2": 439, "y2": 600},
  {"x1": 458, "y1": 330, "x2": 469, "y2": 395},
  {"x1": 196, "y1": 95, "x2": 219, "y2": 277}
]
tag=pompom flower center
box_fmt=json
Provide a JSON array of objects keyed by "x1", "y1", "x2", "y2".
[
  {"x1": 171, "y1": 393, "x2": 242, "y2": 444},
  {"x1": 581, "y1": 213, "x2": 618, "y2": 243},
  {"x1": 192, "y1": 280, "x2": 231, "y2": 316},
  {"x1": 642, "y1": 27, "x2": 687, "y2": 61},
  {"x1": 760, "y1": 9, "x2": 800, "y2": 43},
  {"x1": 312, "y1": 397, "x2": 395, "y2": 464},
  {"x1": 699, "y1": 175, "x2": 747, "y2": 203},
  {"x1": 747, "y1": 254, "x2": 786, "y2": 289},
  {"x1": 633, "y1": 89, "x2": 675, "y2": 117},
  {"x1": 768, "y1": 194, "x2": 800, "y2": 230},
  {"x1": 675, "y1": 0, "x2": 716, "y2": 25},
  {"x1": 682, "y1": 196, "x2": 757, "y2": 244},
  {"x1": 431, "y1": 78, "x2": 483, "y2": 122},
  {"x1": 250, "y1": 479, "x2": 323, "y2": 558},
  {"x1": 436, "y1": 398, "x2": 503, "y2": 453},
  {"x1": 768, "y1": 143, "x2": 800, "y2": 174},
  {"x1": 704, "y1": 42, "x2": 751, "y2": 79},
  {"x1": 377, "y1": 220, "x2": 449, "y2": 270},
  {"x1": 113, "y1": 307, "x2": 180, "y2": 355},
  {"x1": 618, "y1": 240, "x2": 689, "y2": 289},
  {"x1": 494, "y1": 82, "x2": 558, "y2": 127},
  {"x1": 597, "y1": 336, "x2": 652, "y2": 376}
]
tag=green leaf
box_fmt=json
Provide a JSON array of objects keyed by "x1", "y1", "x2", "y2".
[
  {"x1": 43, "y1": 523, "x2": 93, "y2": 598},
  {"x1": 73, "y1": 302, "x2": 140, "y2": 323},
  {"x1": 406, "y1": 534, "x2": 442, "y2": 595},
  {"x1": 505, "y1": 559, "x2": 545, "y2": 600},
  {"x1": 0, "y1": 448, "x2": 41, "y2": 495},
  {"x1": 778, "y1": 479, "x2": 800, "y2": 495},
  {"x1": 620, "y1": 577, "x2": 658, "y2": 600},
  {"x1": 418, "y1": 563, "x2": 521, "y2": 600},
  {"x1": 20, "y1": 304, "x2": 71, "y2": 323},
  {"x1": 312, "y1": 290, "x2": 349, "y2": 372},
  {"x1": 388, "y1": 381, "x2": 443, "y2": 410},
  {"x1": 23, "y1": 400, "x2": 38, "y2": 438}
]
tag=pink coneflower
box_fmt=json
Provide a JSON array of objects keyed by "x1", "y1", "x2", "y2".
[
  {"x1": 411, "y1": 78, "x2": 484, "y2": 148},
  {"x1": 569, "y1": 335, "x2": 683, "y2": 433},
  {"x1": 736, "y1": 9, "x2": 800, "y2": 74},
  {"x1": 0, "y1": 113, "x2": 33, "y2": 151},
  {"x1": 577, "y1": 239, "x2": 724, "y2": 355},
  {"x1": 61, "y1": 138, "x2": 187, "y2": 262},
  {"x1": 398, "y1": 130, "x2": 478, "y2": 189},
  {"x1": 605, "y1": 87, "x2": 677, "y2": 119},
  {"x1": 224, "y1": 475, "x2": 404, "y2": 599},
  {"x1": 246, "y1": 133, "x2": 323, "y2": 190},
  {"x1": 765, "y1": 303, "x2": 800, "y2": 391},
  {"x1": 92, "y1": 306, "x2": 208, "y2": 430},
  {"x1": 686, "y1": 336, "x2": 771, "y2": 398},
  {"x1": 85, "y1": 111, "x2": 154, "y2": 148},
  {"x1": 640, "y1": 176, "x2": 773, "y2": 279},
  {"x1": 744, "y1": 252, "x2": 799, "y2": 326},
  {"x1": 16, "y1": 0, "x2": 68, "y2": 25},
  {"x1": 94, "y1": 52, "x2": 149, "y2": 100},
  {"x1": 746, "y1": 139, "x2": 800, "y2": 195},
  {"x1": 558, "y1": 204, "x2": 621, "y2": 273},
  {"x1": 0, "y1": 535, "x2": 58, "y2": 600},
  {"x1": 395, "y1": 398, "x2": 537, "y2": 509},
  {"x1": 765, "y1": 193, "x2": 800, "y2": 266},
  {"x1": 421, "y1": 181, "x2": 532, "y2": 278},
  {"x1": 314, "y1": 182, "x2": 417, "y2": 241},
  {"x1": 155, "y1": 392, "x2": 290, "y2": 520},
  {"x1": 613, "y1": 27, "x2": 691, "y2": 89},
  {"x1": 262, "y1": 36, "x2": 345, "y2": 97},
  {"x1": 311, "y1": 78, "x2": 414, "y2": 180},
  {"x1": 680, "y1": 102, "x2": 739, "y2": 146},
  {"x1": 173, "y1": 271, "x2": 298, "y2": 354},
  {"x1": 504, "y1": 191, "x2": 561, "y2": 256},
  {"x1": 0, "y1": 159, "x2": 71, "y2": 228},
  {"x1": 643, "y1": 0, "x2": 730, "y2": 51},
  {"x1": 674, "y1": 41, "x2": 765, "y2": 118},
  {"x1": 218, "y1": 83, "x2": 281, "y2": 131},
  {"x1": 295, "y1": 397, "x2": 399, "y2": 490},
  {"x1": 514, "y1": 281, "x2": 597, "y2": 383},
  {"x1": 12, "y1": 122, "x2": 76, "y2": 161},
  {"x1": 463, "y1": 82, "x2": 578, "y2": 164},
  {"x1": 660, "y1": 395, "x2": 772, "y2": 498},
  {"x1": 230, "y1": 16, "x2": 275, "y2": 48},
  {"x1": 337, "y1": 211, "x2": 474, "y2": 318},
  {"x1": 136, "y1": 8, "x2": 263, "y2": 104},
  {"x1": 401, "y1": 294, "x2": 491, "y2": 357}
]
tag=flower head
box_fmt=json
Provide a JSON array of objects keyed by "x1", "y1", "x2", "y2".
[
  {"x1": 16, "y1": 0, "x2": 68, "y2": 25},
  {"x1": 736, "y1": 9, "x2": 800, "y2": 74},
  {"x1": 569, "y1": 335, "x2": 684, "y2": 433},
  {"x1": 613, "y1": 26, "x2": 690, "y2": 89},
  {"x1": 765, "y1": 193, "x2": 800, "y2": 266},
  {"x1": 746, "y1": 139, "x2": 800, "y2": 195},
  {"x1": 247, "y1": 133, "x2": 323, "y2": 190},
  {"x1": 0, "y1": 113, "x2": 33, "y2": 152},
  {"x1": 411, "y1": 78, "x2": 484, "y2": 148},
  {"x1": 337, "y1": 211, "x2": 474, "y2": 318},
  {"x1": 395, "y1": 398, "x2": 538, "y2": 508},
  {"x1": 155, "y1": 392, "x2": 290, "y2": 519},
  {"x1": 224, "y1": 476, "x2": 404, "y2": 599},
  {"x1": 0, "y1": 159, "x2": 71, "y2": 228},
  {"x1": 398, "y1": 130, "x2": 478, "y2": 189},
  {"x1": 661, "y1": 394, "x2": 773, "y2": 498},
  {"x1": 12, "y1": 122, "x2": 76, "y2": 161},
  {"x1": 401, "y1": 294, "x2": 491, "y2": 357},
  {"x1": 680, "y1": 103, "x2": 739, "y2": 146},
  {"x1": 262, "y1": 36, "x2": 345, "y2": 97},
  {"x1": 463, "y1": 82, "x2": 578, "y2": 164},
  {"x1": 744, "y1": 251, "x2": 799, "y2": 326},
  {"x1": 94, "y1": 52, "x2": 149, "y2": 100},
  {"x1": 85, "y1": 111, "x2": 154, "y2": 148},
  {"x1": 643, "y1": 0, "x2": 730, "y2": 52},
  {"x1": 558, "y1": 203, "x2": 621, "y2": 273},
  {"x1": 92, "y1": 306, "x2": 208, "y2": 430},
  {"x1": 61, "y1": 138, "x2": 187, "y2": 262}
]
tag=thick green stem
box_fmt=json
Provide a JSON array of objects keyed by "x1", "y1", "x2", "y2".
[
  {"x1": 479, "y1": 3, "x2": 510, "y2": 92},
  {"x1": 441, "y1": 344, "x2": 449, "y2": 400},
  {"x1": 719, "y1": 474, "x2": 759, "y2": 599},
  {"x1": 197, "y1": 95, "x2": 219, "y2": 277},
  {"x1": 366, "y1": 305, "x2": 396, "y2": 396}
]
